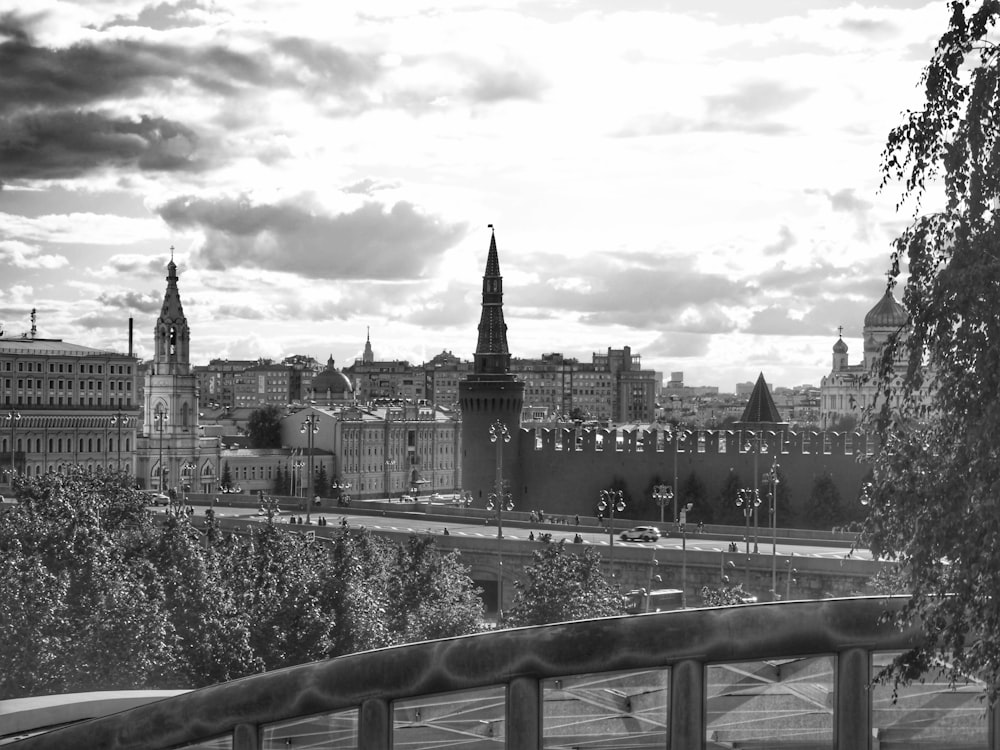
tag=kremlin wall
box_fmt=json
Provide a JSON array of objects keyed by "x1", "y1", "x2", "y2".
[{"x1": 512, "y1": 425, "x2": 872, "y2": 525}]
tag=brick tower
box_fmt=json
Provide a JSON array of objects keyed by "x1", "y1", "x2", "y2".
[{"x1": 459, "y1": 226, "x2": 524, "y2": 505}]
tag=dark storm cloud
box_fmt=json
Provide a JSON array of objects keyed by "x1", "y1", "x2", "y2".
[
  {"x1": 0, "y1": 110, "x2": 201, "y2": 180},
  {"x1": 97, "y1": 290, "x2": 162, "y2": 314},
  {"x1": 158, "y1": 195, "x2": 466, "y2": 280}
]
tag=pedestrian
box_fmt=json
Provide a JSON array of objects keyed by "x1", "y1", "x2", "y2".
[
  {"x1": 443, "y1": 527, "x2": 450, "y2": 536},
  {"x1": 529, "y1": 531, "x2": 535, "y2": 541},
  {"x1": 575, "y1": 514, "x2": 580, "y2": 526}
]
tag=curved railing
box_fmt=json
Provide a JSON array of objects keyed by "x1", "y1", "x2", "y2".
[{"x1": 9, "y1": 596, "x2": 996, "y2": 750}]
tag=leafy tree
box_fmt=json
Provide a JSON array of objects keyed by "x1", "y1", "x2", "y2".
[
  {"x1": 385, "y1": 536, "x2": 484, "y2": 642},
  {"x1": 315, "y1": 464, "x2": 329, "y2": 498},
  {"x1": 247, "y1": 404, "x2": 284, "y2": 449},
  {"x1": 273, "y1": 465, "x2": 285, "y2": 495},
  {"x1": 680, "y1": 471, "x2": 710, "y2": 524},
  {"x1": 221, "y1": 461, "x2": 232, "y2": 489},
  {"x1": 807, "y1": 473, "x2": 842, "y2": 529},
  {"x1": 713, "y1": 471, "x2": 746, "y2": 526},
  {"x1": 865, "y1": 0, "x2": 1000, "y2": 703},
  {"x1": 505, "y1": 541, "x2": 623, "y2": 627},
  {"x1": 700, "y1": 582, "x2": 753, "y2": 607}
]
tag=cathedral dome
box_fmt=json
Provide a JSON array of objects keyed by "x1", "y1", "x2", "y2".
[
  {"x1": 311, "y1": 366, "x2": 353, "y2": 395},
  {"x1": 833, "y1": 337, "x2": 848, "y2": 354},
  {"x1": 864, "y1": 290, "x2": 907, "y2": 328}
]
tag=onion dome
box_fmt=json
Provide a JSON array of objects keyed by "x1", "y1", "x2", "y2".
[
  {"x1": 833, "y1": 337, "x2": 848, "y2": 354},
  {"x1": 864, "y1": 290, "x2": 907, "y2": 328}
]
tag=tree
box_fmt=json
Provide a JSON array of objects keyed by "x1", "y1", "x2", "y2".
[
  {"x1": 806, "y1": 473, "x2": 842, "y2": 529},
  {"x1": 713, "y1": 471, "x2": 746, "y2": 526},
  {"x1": 680, "y1": 471, "x2": 710, "y2": 523},
  {"x1": 866, "y1": 0, "x2": 1000, "y2": 703},
  {"x1": 247, "y1": 404, "x2": 283, "y2": 449},
  {"x1": 221, "y1": 461, "x2": 232, "y2": 489},
  {"x1": 273, "y1": 465, "x2": 285, "y2": 495},
  {"x1": 315, "y1": 464, "x2": 329, "y2": 498},
  {"x1": 505, "y1": 541, "x2": 623, "y2": 627}
]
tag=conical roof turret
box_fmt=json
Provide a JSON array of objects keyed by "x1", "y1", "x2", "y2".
[
  {"x1": 738, "y1": 372, "x2": 786, "y2": 426},
  {"x1": 473, "y1": 225, "x2": 512, "y2": 375}
]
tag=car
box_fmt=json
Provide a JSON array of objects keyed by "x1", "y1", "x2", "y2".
[{"x1": 620, "y1": 526, "x2": 661, "y2": 542}]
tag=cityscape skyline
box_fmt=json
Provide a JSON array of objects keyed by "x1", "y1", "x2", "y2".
[{"x1": 0, "y1": 1, "x2": 943, "y2": 391}]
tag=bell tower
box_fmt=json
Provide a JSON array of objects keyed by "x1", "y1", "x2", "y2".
[
  {"x1": 459, "y1": 226, "x2": 524, "y2": 505},
  {"x1": 141, "y1": 251, "x2": 203, "y2": 492}
]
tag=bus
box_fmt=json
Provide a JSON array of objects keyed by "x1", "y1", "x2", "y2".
[{"x1": 623, "y1": 588, "x2": 684, "y2": 614}]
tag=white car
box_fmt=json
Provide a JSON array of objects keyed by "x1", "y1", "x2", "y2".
[{"x1": 620, "y1": 526, "x2": 661, "y2": 542}]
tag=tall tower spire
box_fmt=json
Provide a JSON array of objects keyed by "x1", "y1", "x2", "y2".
[
  {"x1": 474, "y1": 224, "x2": 512, "y2": 375},
  {"x1": 459, "y1": 226, "x2": 525, "y2": 523},
  {"x1": 154, "y1": 255, "x2": 190, "y2": 374},
  {"x1": 363, "y1": 326, "x2": 374, "y2": 364}
]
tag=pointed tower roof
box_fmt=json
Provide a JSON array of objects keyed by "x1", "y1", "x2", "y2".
[
  {"x1": 159, "y1": 253, "x2": 185, "y2": 324},
  {"x1": 737, "y1": 372, "x2": 787, "y2": 426},
  {"x1": 473, "y1": 225, "x2": 512, "y2": 376}
]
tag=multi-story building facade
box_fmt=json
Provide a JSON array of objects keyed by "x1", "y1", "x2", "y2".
[
  {"x1": 233, "y1": 360, "x2": 293, "y2": 408},
  {"x1": 0, "y1": 311, "x2": 140, "y2": 481}
]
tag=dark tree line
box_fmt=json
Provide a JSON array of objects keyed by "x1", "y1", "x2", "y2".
[{"x1": 0, "y1": 468, "x2": 484, "y2": 699}]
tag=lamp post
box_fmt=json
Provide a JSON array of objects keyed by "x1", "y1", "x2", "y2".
[
  {"x1": 109, "y1": 411, "x2": 130, "y2": 472},
  {"x1": 652, "y1": 484, "x2": 673, "y2": 528},
  {"x1": 598, "y1": 488, "x2": 626, "y2": 578},
  {"x1": 332, "y1": 479, "x2": 351, "y2": 507},
  {"x1": 300, "y1": 414, "x2": 320, "y2": 524},
  {"x1": 154, "y1": 409, "x2": 168, "y2": 491},
  {"x1": 735, "y1": 487, "x2": 761, "y2": 588},
  {"x1": 5, "y1": 409, "x2": 21, "y2": 484},
  {"x1": 679, "y1": 501, "x2": 693, "y2": 608},
  {"x1": 292, "y1": 460, "x2": 305, "y2": 503},
  {"x1": 784, "y1": 556, "x2": 798, "y2": 600},
  {"x1": 743, "y1": 431, "x2": 769, "y2": 553},
  {"x1": 488, "y1": 419, "x2": 512, "y2": 622},
  {"x1": 666, "y1": 427, "x2": 690, "y2": 524},
  {"x1": 181, "y1": 460, "x2": 197, "y2": 510},
  {"x1": 764, "y1": 454, "x2": 781, "y2": 600}
]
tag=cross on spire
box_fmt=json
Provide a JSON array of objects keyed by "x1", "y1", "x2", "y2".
[{"x1": 837, "y1": 325, "x2": 843, "y2": 337}]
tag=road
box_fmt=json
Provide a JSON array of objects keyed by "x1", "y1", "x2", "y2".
[{"x1": 168, "y1": 501, "x2": 872, "y2": 562}]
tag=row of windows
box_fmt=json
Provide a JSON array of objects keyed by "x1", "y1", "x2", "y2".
[
  {"x1": 2, "y1": 361, "x2": 132, "y2": 375},
  {"x1": 2, "y1": 436, "x2": 131, "y2": 453},
  {"x1": 3, "y1": 379, "x2": 132, "y2": 391},
  {"x1": 4, "y1": 395, "x2": 132, "y2": 407}
]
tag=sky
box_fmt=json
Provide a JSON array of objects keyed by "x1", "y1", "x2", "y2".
[{"x1": 0, "y1": 0, "x2": 947, "y2": 391}]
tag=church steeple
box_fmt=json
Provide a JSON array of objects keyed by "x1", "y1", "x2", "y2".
[
  {"x1": 363, "y1": 326, "x2": 374, "y2": 364},
  {"x1": 474, "y1": 225, "x2": 511, "y2": 375},
  {"x1": 154, "y1": 250, "x2": 190, "y2": 374}
]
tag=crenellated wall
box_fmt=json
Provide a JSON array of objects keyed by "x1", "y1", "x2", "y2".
[{"x1": 518, "y1": 427, "x2": 874, "y2": 526}]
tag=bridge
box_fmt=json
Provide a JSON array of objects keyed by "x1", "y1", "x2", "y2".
[
  {"x1": 194, "y1": 495, "x2": 887, "y2": 608},
  {"x1": 8, "y1": 597, "x2": 994, "y2": 749}
]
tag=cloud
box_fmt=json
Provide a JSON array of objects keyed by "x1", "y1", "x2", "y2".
[
  {"x1": 704, "y1": 79, "x2": 811, "y2": 129},
  {"x1": 158, "y1": 195, "x2": 466, "y2": 280},
  {"x1": 0, "y1": 239, "x2": 68, "y2": 269},
  {"x1": 762, "y1": 225, "x2": 795, "y2": 256},
  {"x1": 839, "y1": 17, "x2": 897, "y2": 38},
  {"x1": 643, "y1": 331, "x2": 712, "y2": 359},
  {"x1": 342, "y1": 178, "x2": 400, "y2": 195},
  {"x1": 0, "y1": 110, "x2": 202, "y2": 180},
  {"x1": 99, "y1": 0, "x2": 213, "y2": 31},
  {"x1": 73, "y1": 311, "x2": 133, "y2": 330},
  {"x1": 96, "y1": 290, "x2": 162, "y2": 314}
]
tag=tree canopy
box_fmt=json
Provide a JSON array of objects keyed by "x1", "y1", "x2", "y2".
[
  {"x1": 865, "y1": 0, "x2": 1000, "y2": 703},
  {"x1": 247, "y1": 404, "x2": 284, "y2": 449},
  {"x1": 0, "y1": 468, "x2": 484, "y2": 698},
  {"x1": 505, "y1": 541, "x2": 623, "y2": 627}
]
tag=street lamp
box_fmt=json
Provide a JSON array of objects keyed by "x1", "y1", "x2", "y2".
[
  {"x1": 332, "y1": 479, "x2": 352, "y2": 507},
  {"x1": 109, "y1": 411, "x2": 131, "y2": 472},
  {"x1": 763, "y1": 455, "x2": 781, "y2": 600},
  {"x1": 743, "y1": 431, "x2": 769, "y2": 553},
  {"x1": 300, "y1": 414, "x2": 320, "y2": 524},
  {"x1": 735, "y1": 487, "x2": 761, "y2": 588},
  {"x1": 652, "y1": 483, "x2": 673, "y2": 527},
  {"x1": 488, "y1": 419, "x2": 511, "y2": 622},
  {"x1": 784, "y1": 556, "x2": 798, "y2": 600},
  {"x1": 679, "y1": 501, "x2": 693, "y2": 608},
  {"x1": 154, "y1": 409, "x2": 168, "y2": 491},
  {"x1": 665, "y1": 427, "x2": 691, "y2": 524},
  {"x1": 597, "y1": 488, "x2": 626, "y2": 578},
  {"x1": 181, "y1": 460, "x2": 197, "y2": 509},
  {"x1": 5, "y1": 410, "x2": 21, "y2": 484}
]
